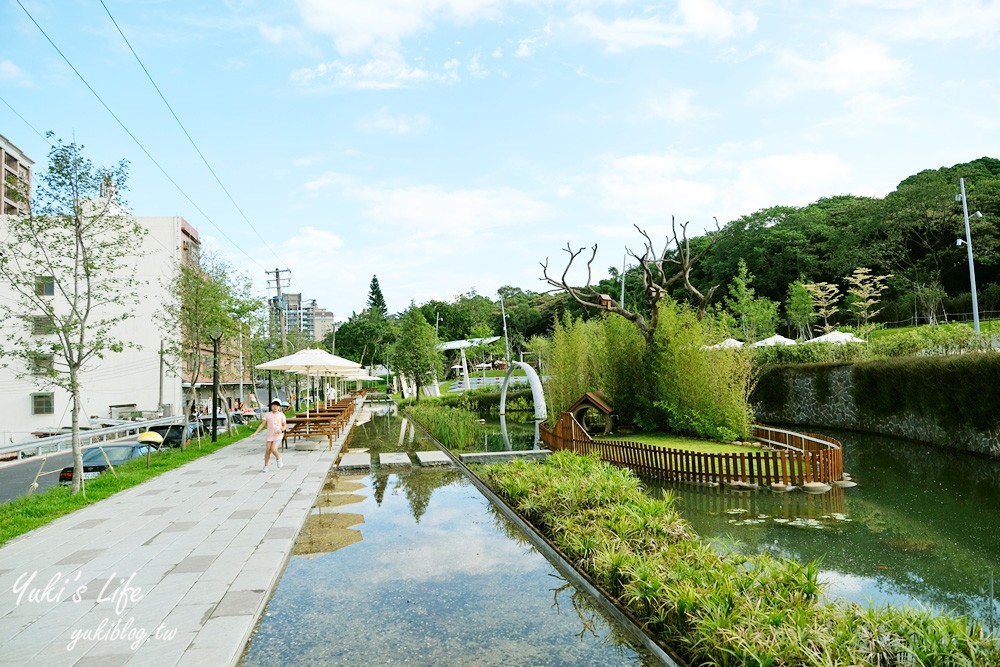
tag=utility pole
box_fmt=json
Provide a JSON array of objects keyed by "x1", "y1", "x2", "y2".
[
  {"x1": 158, "y1": 339, "x2": 165, "y2": 415},
  {"x1": 266, "y1": 267, "x2": 291, "y2": 354}
]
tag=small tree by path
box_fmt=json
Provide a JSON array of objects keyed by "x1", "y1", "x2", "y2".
[{"x1": 0, "y1": 138, "x2": 145, "y2": 495}]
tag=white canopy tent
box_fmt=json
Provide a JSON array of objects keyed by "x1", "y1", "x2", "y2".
[
  {"x1": 805, "y1": 330, "x2": 866, "y2": 344},
  {"x1": 749, "y1": 334, "x2": 797, "y2": 348},
  {"x1": 704, "y1": 338, "x2": 745, "y2": 349}
]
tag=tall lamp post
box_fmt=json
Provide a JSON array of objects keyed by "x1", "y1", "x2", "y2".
[
  {"x1": 265, "y1": 342, "x2": 275, "y2": 406},
  {"x1": 956, "y1": 177, "x2": 984, "y2": 333},
  {"x1": 210, "y1": 326, "x2": 223, "y2": 443}
]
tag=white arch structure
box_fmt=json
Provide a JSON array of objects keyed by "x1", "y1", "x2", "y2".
[{"x1": 499, "y1": 361, "x2": 546, "y2": 422}]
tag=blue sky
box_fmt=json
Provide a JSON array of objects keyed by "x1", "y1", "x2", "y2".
[{"x1": 2, "y1": 0, "x2": 998, "y2": 317}]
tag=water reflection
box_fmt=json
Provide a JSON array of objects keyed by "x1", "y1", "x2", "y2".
[
  {"x1": 646, "y1": 429, "x2": 1000, "y2": 631},
  {"x1": 242, "y1": 408, "x2": 658, "y2": 666}
]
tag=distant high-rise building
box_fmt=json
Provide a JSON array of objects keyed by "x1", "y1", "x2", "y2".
[
  {"x1": 270, "y1": 293, "x2": 335, "y2": 342},
  {"x1": 1, "y1": 133, "x2": 33, "y2": 215}
]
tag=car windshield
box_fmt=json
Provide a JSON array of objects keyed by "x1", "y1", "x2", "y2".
[{"x1": 82, "y1": 446, "x2": 137, "y2": 465}]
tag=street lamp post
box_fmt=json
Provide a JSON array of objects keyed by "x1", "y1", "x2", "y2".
[
  {"x1": 956, "y1": 177, "x2": 984, "y2": 333},
  {"x1": 265, "y1": 342, "x2": 275, "y2": 406},
  {"x1": 210, "y1": 326, "x2": 223, "y2": 443}
]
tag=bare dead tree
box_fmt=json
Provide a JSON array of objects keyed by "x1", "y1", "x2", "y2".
[{"x1": 540, "y1": 217, "x2": 720, "y2": 341}]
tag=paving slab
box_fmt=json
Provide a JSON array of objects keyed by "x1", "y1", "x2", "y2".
[
  {"x1": 414, "y1": 450, "x2": 453, "y2": 467},
  {"x1": 0, "y1": 398, "x2": 364, "y2": 667},
  {"x1": 336, "y1": 452, "x2": 371, "y2": 470},
  {"x1": 378, "y1": 452, "x2": 412, "y2": 467}
]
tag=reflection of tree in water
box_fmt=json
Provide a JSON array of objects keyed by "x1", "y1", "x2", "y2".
[
  {"x1": 371, "y1": 468, "x2": 464, "y2": 522},
  {"x1": 642, "y1": 427, "x2": 1000, "y2": 628}
]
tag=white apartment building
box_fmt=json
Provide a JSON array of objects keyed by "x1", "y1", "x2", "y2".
[
  {"x1": 1, "y1": 133, "x2": 33, "y2": 216},
  {"x1": 0, "y1": 208, "x2": 197, "y2": 445}
]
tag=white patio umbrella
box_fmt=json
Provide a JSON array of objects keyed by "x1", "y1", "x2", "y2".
[
  {"x1": 257, "y1": 349, "x2": 361, "y2": 416},
  {"x1": 805, "y1": 330, "x2": 866, "y2": 344},
  {"x1": 749, "y1": 334, "x2": 797, "y2": 347}
]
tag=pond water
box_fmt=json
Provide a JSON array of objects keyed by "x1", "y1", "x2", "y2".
[
  {"x1": 644, "y1": 428, "x2": 1000, "y2": 633},
  {"x1": 241, "y1": 408, "x2": 659, "y2": 666}
]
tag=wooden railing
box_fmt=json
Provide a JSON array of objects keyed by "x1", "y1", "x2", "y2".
[{"x1": 541, "y1": 413, "x2": 844, "y2": 486}]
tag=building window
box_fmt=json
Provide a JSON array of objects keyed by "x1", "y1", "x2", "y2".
[
  {"x1": 32, "y1": 315, "x2": 55, "y2": 335},
  {"x1": 30, "y1": 354, "x2": 54, "y2": 375},
  {"x1": 31, "y1": 393, "x2": 54, "y2": 415},
  {"x1": 35, "y1": 276, "x2": 55, "y2": 297}
]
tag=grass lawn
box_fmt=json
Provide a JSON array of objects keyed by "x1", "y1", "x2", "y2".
[
  {"x1": 0, "y1": 424, "x2": 257, "y2": 547},
  {"x1": 596, "y1": 431, "x2": 767, "y2": 454},
  {"x1": 870, "y1": 318, "x2": 1000, "y2": 339}
]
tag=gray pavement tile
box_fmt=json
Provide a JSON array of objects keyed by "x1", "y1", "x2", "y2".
[
  {"x1": 75, "y1": 652, "x2": 133, "y2": 666},
  {"x1": 190, "y1": 481, "x2": 214, "y2": 486},
  {"x1": 167, "y1": 556, "x2": 217, "y2": 575},
  {"x1": 162, "y1": 522, "x2": 198, "y2": 533},
  {"x1": 70, "y1": 519, "x2": 107, "y2": 530},
  {"x1": 185, "y1": 613, "x2": 253, "y2": 651},
  {"x1": 141, "y1": 507, "x2": 169, "y2": 516},
  {"x1": 210, "y1": 490, "x2": 236, "y2": 498},
  {"x1": 210, "y1": 589, "x2": 265, "y2": 618},
  {"x1": 176, "y1": 645, "x2": 240, "y2": 667},
  {"x1": 229, "y1": 567, "x2": 278, "y2": 592},
  {"x1": 56, "y1": 548, "x2": 106, "y2": 565},
  {"x1": 227, "y1": 509, "x2": 256, "y2": 520},
  {"x1": 262, "y1": 526, "x2": 297, "y2": 541},
  {"x1": 138, "y1": 488, "x2": 165, "y2": 496},
  {"x1": 177, "y1": 579, "x2": 230, "y2": 605}
]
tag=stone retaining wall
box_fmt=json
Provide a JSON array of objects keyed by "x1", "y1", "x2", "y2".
[{"x1": 755, "y1": 364, "x2": 1000, "y2": 458}]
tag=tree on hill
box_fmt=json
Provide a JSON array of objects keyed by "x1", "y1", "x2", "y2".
[
  {"x1": 367, "y1": 275, "x2": 388, "y2": 317},
  {"x1": 0, "y1": 139, "x2": 144, "y2": 495}
]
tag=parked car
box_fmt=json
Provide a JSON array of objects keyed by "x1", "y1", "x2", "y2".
[
  {"x1": 58, "y1": 443, "x2": 159, "y2": 484},
  {"x1": 199, "y1": 414, "x2": 229, "y2": 436},
  {"x1": 146, "y1": 422, "x2": 204, "y2": 449}
]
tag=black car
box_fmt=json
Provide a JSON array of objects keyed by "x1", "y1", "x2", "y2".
[
  {"x1": 147, "y1": 422, "x2": 204, "y2": 449},
  {"x1": 58, "y1": 443, "x2": 159, "y2": 484}
]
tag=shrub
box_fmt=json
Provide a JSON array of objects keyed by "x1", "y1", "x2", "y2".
[
  {"x1": 480, "y1": 452, "x2": 1000, "y2": 666},
  {"x1": 407, "y1": 404, "x2": 484, "y2": 451}
]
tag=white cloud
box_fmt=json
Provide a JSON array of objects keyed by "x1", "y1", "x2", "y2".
[
  {"x1": 835, "y1": 0, "x2": 1000, "y2": 44},
  {"x1": 515, "y1": 38, "x2": 535, "y2": 58},
  {"x1": 358, "y1": 108, "x2": 431, "y2": 135},
  {"x1": 257, "y1": 23, "x2": 302, "y2": 44},
  {"x1": 765, "y1": 33, "x2": 907, "y2": 97},
  {"x1": 592, "y1": 150, "x2": 853, "y2": 229},
  {"x1": 304, "y1": 172, "x2": 553, "y2": 239},
  {"x1": 0, "y1": 59, "x2": 26, "y2": 82},
  {"x1": 294, "y1": 0, "x2": 503, "y2": 55},
  {"x1": 574, "y1": 0, "x2": 757, "y2": 52},
  {"x1": 290, "y1": 52, "x2": 457, "y2": 89},
  {"x1": 491, "y1": 47, "x2": 503, "y2": 58},
  {"x1": 647, "y1": 88, "x2": 704, "y2": 122},
  {"x1": 467, "y1": 52, "x2": 489, "y2": 78}
]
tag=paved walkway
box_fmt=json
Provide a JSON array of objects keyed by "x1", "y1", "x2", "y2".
[{"x1": 0, "y1": 402, "x2": 360, "y2": 667}]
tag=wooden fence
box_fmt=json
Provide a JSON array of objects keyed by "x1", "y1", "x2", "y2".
[{"x1": 541, "y1": 413, "x2": 844, "y2": 486}]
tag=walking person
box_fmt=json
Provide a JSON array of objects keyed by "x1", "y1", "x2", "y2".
[{"x1": 253, "y1": 400, "x2": 286, "y2": 472}]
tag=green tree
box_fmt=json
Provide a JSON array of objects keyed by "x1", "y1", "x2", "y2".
[
  {"x1": 0, "y1": 139, "x2": 144, "y2": 494},
  {"x1": 389, "y1": 305, "x2": 442, "y2": 401},
  {"x1": 366, "y1": 275, "x2": 388, "y2": 317},
  {"x1": 804, "y1": 281, "x2": 840, "y2": 334},
  {"x1": 544, "y1": 312, "x2": 598, "y2": 421},
  {"x1": 785, "y1": 278, "x2": 816, "y2": 340},
  {"x1": 324, "y1": 308, "x2": 395, "y2": 369},
  {"x1": 724, "y1": 259, "x2": 778, "y2": 342},
  {"x1": 844, "y1": 267, "x2": 892, "y2": 338},
  {"x1": 165, "y1": 251, "x2": 261, "y2": 417}
]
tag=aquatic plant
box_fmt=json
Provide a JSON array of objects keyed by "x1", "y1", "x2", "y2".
[{"x1": 480, "y1": 451, "x2": 1000, "y2": 666}]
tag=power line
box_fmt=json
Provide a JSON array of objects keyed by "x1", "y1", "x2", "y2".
[
  {"x1": 97, "y1": 0, "x2": 284, "y2": 264},
  {"x1": 12, "y1": 0, "x2": 266, "y2": 271},
  {"x1": 0, "y1": 94, "x2": 53, "y2": 146}
]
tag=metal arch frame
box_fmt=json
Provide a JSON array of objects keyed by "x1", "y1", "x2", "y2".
[{"x1": 499, "y1": 361, "x2": 546, "y2": 422}]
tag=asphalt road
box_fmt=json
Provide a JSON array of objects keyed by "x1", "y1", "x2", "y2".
[{"x1": 0, "y1": 450, "x2": 74, "y2": 503}]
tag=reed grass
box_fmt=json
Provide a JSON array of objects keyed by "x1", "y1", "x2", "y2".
[
  {"x1": 407, "y1": 404, "x2": 484, "y2": 451},
  {"x1": 480, "y1": 451, "x2": 1000, "y2": 666}
]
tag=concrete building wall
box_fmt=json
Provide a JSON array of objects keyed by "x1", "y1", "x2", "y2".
[{"x1": 0, "y1": 212, "x2": 187, "y2": 445}]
